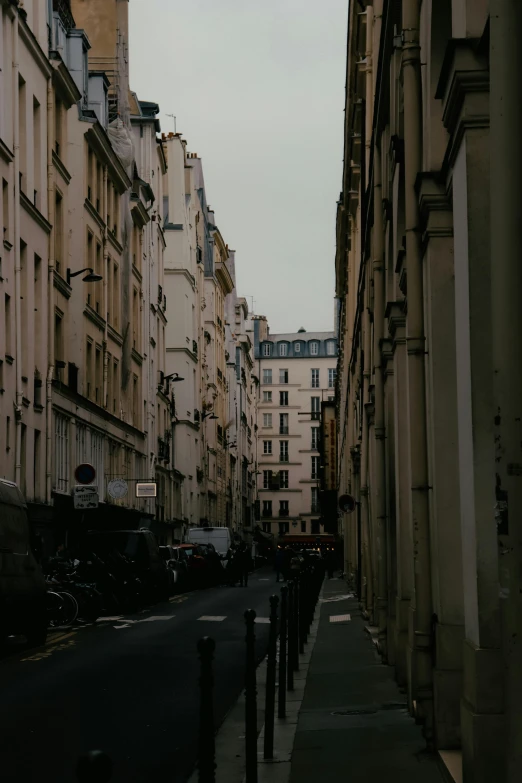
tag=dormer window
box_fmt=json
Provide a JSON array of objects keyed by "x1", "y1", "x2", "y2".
[
  {"x1": 294, "y1": 342, "x2": 301, "y2": 353},
  {"x1": 310, "y1": 342, "x2": 319, "y2": 356},
  {"x1": 326, "y1": 341, "x2": 336, "y2": 356},
  {"x1": 263, "y1": 343, "x2": 271, "y2": 357},
  {"x1": 279, "y1": 343, "x2": 288, "y2": 357}
]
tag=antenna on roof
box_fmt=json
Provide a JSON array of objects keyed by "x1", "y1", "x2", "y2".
[{"x1": 166, "y1": 113, "x2": 177, "y2": 134}]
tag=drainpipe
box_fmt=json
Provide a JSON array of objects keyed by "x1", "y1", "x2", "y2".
[
  {"x1": 102, "y1": 165, "x2": 109, "y2": 409},
  {"x1": 361, "y1": 265, "x2": 373, "y2": 618},
  {"x1": 402, "y1": 0, "x2": 433, "y2": 744},
  {"x1": 490, "y1": 2, "x2": 522, "y2": 779},
  {"x1": 45, "y1": 72, "x2": 55, "y2": 504},
  {"x1": 373, "y1": 138, "x2": 387, "y2": 656},
  {"x1": 13, "y1": 11, "x2": 23, "y2": 487}
]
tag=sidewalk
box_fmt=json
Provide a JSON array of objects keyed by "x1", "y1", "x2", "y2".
[{"x1": 284, "y1": 578, "x2": 446, "y2": 783}]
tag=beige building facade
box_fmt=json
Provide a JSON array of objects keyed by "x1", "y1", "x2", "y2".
[
  {"x1": 336, "y1": 2, "x2": 520, "y2": 781},
  {"x1": 254, "y1": 319, "x2": 338, "y2": 538}
]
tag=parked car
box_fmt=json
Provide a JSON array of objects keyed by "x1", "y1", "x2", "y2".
[
  {"x1": 0, "y1": 479, "x2": 47, "y2": 646},
  {"x1": 175, "y1": 543, "x2": 211, "y2": 588},
  {"x1": 86, "y1": 529, "x2": 170, "y2": 603}
]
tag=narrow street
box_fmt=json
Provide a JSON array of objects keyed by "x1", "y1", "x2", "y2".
[{"x1": 0, "y1": 572, "x2": 278, "y2": 783}]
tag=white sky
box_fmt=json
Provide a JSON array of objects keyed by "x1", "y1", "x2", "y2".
[{"x1": 129, "y1": 0, "x2": 348, "y2": 333}]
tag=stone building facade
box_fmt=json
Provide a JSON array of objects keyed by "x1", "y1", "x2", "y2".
[
  {"x1": 254, "y1": 318, "x2": 338, "y2": 539},
  {"x1": 335, "y1": 1, "x2": 520, "y2": 781}
]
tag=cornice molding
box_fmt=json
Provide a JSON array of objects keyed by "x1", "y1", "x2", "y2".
[
  {"x1": 53, "y1": 270, "x2": 71, "y2": 300},
  {"x1": 0, "y1": 137, "x2": 14, "y2": 163},
  {"x1": 85, "y1": 125, "x2": 132, "y2": 193},
  {"x1": 52, "y1": 149, "x2": 72, "y2": 185},
  {"x1": 50, "y1": 54, "x2": 82, "y2": 107},
  {"x1": 84, "y1": 304, "x2": 106, "y2": 332},
  {"x1": 19, "y1": 16, "x2": 52, "y2": 78},
  {"x1": 131, "y1": 200, "x2": 150, "y2": 228},
  {"x1": 20, "y1": 192, "x2": 51, "y2": 233}
]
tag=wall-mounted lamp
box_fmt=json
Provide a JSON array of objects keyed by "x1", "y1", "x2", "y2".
[
  {"x1": 67, "y1": 267, "x2": 103, "y2": 285},
  {"x1": 202, "y1": 411, "x2": 218, "y2": 421},
  {"x1": 165, "y1": 372, "x2": 184, "y2": 382}
]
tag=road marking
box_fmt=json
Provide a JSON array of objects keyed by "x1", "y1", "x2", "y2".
[
  {"x1": 169, "y1": 595, "x2": 189, "y2": 604},
  {"x1": 98, "y1": 616, "x2": 124, "y2": 622},
  {"x1": 21, "y1": 634, "x2": 76, "y2": 661},
  {"x1": 329, "y1": 614, "x2": 351, "y2": 623},
  {"x1": 114, "y1": 624, "x2": 133, "y2": 629},
  {"x1": 320, "y1": 594, "x2": 353, "y2": 604},
  {"x1": 255, "y1": 617, "x2": 270, "y2": 624},
  {"x1": 139, "y1": 616, "x2": 174, "y2": 622},
  {"x1": 46, "y1": 631, "x2": 76, "y2": 645},
  {"x1": 258, "y1": 578, "x2": 270, "y2": 581},
  {"x1": 198, "y1": 616, "x2": 226, "y2": 622}
]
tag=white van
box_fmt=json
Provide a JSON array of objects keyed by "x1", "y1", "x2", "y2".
[{"x1": 186, "y1": 527, "x2": 232, "y2": 558}]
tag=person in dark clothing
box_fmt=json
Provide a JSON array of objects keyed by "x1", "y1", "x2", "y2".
[
  {"x1": 325, "y1": 550, "x2": 336, "y2": 579},
  {"x1": 275, "y1": 547, "x2": 285, "y2": 582},
  {"x1": 238, "y1": 544, "x2": 251, "y2": 587}
]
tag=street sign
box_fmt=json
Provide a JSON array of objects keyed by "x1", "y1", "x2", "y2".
[
  {"x1": 74, "y1": 463, "x2": 96, "y2": 485},
  {"x1": 107, "y1": 479, "x2": 128, "y2": 500},
  {"x1": 339, "y1": 494, "x2": 356, "y2": 513},
  {"x1": 73, "y1": 484, "x2": 99, "y2": 510},
  {"x1": 136, "y1": 482, "x2": 157, "y2": 498}
]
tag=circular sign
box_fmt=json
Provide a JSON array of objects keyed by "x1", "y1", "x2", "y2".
[
  {"x1": 339, "y1": 494, "x2": 356, "y2": 513},
  {"x1": 107, "y1": 479, "x2": 128, "y2": 500},
  {"x1": 75, "y1": 463, "x2": 96, "y2": 485}
]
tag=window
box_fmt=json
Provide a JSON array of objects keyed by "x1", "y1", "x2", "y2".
[
  {"x1": 3, "y1": 178, "x2": 10, "y2": 242},
  {"x1": 279, "y1": 343, "x2": 288, "y2": 357},
  {"x1": 301, "y1": 520, "x2": 306, "y2": 533},
  {"x1": 311, "y1": 427, "x2": 320, "y2": 450},
  {"x1": 53, "y1": 412, "x2": 69, "y2": 492},
  {"x1": 263, "y1": 470, "x2": 271, "y2": 489},
  {"x1": 326, "y1": 341, "x2": 336, "y2": 356},
  {"x1": 310, "y1": 341, "x2": 319, "y2": 356},
  {"x1": 54, "y1": 312, "x2": 64, "y2": 380},
  {"x1": 262, "y1": 343, "x2": 271, "y2": 356},
  {"x1": 262, "y1": 522, "x2": 271, "y2": 533},
  {"x1": 311, "y1": 456, "x2": 320, "y2": 479},
  {"x1": 279, "y1": 522, "x2": 289, "y2": 535},
  {"x1": 132, "y1": 287, "x2": 139, "y2": 347},
  {"x1": 85, "y1": 339, "x2": 93, "y2": 398},
  {"x1": 328, "y1": 396, "x2": 335, "y2": 402},
  {"x1": 280, "y1": 441, "x2": 289, "y2": 462},
  {"x1": 263, "y1": 369, "x2": 272, "y2": 384},
  {"x1": 311, "y1": 487, "x2": 319, "y2": 512},
  {"x1": 279, "y1": 368, "x2": 288, "y2": 384},
  {"x1": 263, "y1": 440, "x2": 272, "y2": 455},
  {"x1": 328, "y1": 368, "x2": 337, "y2": 388},
  {"x1": 280, "y1": 470, "x2": 289, "y2": 489},
  {"x1": 294, "y1": 342, "x2": 301, "y2": 353},
  {"x1": 112, "y1": 360, "x2": 119, "y2": 413},
  {"x1": 263, "y1": 391, "x2": 272, "y2": 403},
  {"x1": 311, "y1": 520, "x2": 321, "y2": 534},
  {"x1": 279, "y1": 413, "x2": 289, "y2": 434},
  {"x1": 4, "y1": 293, "x2": 12, "y2": 357},
  {"x1": 311, "y1": 397, "x2": 320, "y2": 420},
  {"x1": 279, "y1": 500, "x2": 289, "y2": 517},
  {"x1": 34, "y1": 429, "x2": 41, "y2": 500},
  {"x1": 262, "y1": 500, "x2": 273, "y2": 517},
  {"x1": 55, "y1": 192, "x2": 63, "y2": 274},
  {"x1": 280, "y1": 391, "x2": 289, "y2": 406},
  {"x1": 95, "y1": 346, "x2": 102, "y2": 403},
  {"x1": 311, "y1": 368, "x2": 319, "y2": 388},
  {"x1": 263, "y1": 413, "x2": 272, "y2": 428}
]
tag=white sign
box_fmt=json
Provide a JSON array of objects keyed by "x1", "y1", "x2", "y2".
[
  {"x1": 73, "y1": 484, "x2": 99, "y2": 510},
  {"x1": 136, "y1": 482, "x2": 157, "y2": 498},
  {"x1": 107, "y1": 479, "x2": 128, "y2": 500}
]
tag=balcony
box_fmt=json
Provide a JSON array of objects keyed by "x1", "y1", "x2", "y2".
[
  {"x1": 158, "y1": 284, "x2": 163, "y2": 304},
  {"x1": 279, "y1": 426, "x2": 289, "y2": 435},
  {"x1": 262, "y1": 511, "x2": 273, "y2": 518},
  {"x1": 311, "y1": 504, "x2": 320, "y2": 514},
  {"x1": 53, "y1": 0, "x2": 75, "y2": 32},
  {"x1": 280, "y1": 454, "x2": 289, "y2": 463},
  {"x1": 279, "y1": 508, "x2": 289, "y2": 517}
]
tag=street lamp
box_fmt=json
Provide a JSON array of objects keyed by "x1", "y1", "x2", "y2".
[
  {"x1": 164, "y1": 373, "x2": 184, "y2": 382},
  {"x1": 202, "y1": 411, "x2": 218, "y2": 421},
  {"x1": 67, "y1": 267, "x2": 103, "y2": 285}
]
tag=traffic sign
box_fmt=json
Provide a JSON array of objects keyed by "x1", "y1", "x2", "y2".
[
  {"x1": 136, "y1": 482, "x2": 157, "y2": 498},
  {"x1": 74, "y1": 463, "x2": 96, "y2": 485},
  {"x1": 339, "y1": 494, "x2": 356, "y2": 513},
  {"x1": 73, "y1": 485, "x2": 99, "y2": 510},
  {"x1": 107, "y1": 479, "x2": 128, "y2": 500}
]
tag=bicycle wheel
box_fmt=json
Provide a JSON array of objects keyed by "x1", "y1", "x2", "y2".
[
  {"x1": 46, "y1": 591, "x2": 65, "y2": 628},
  {"x1": 57, "y1": 591, "x2": 79, "y2": 626}
]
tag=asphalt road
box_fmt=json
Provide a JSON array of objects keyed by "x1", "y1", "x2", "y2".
[{"x1": 0, "y1": 570, "x2": 279, "y2": 783}]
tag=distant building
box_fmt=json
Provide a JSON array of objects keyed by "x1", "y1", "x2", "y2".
[{"x1": 254, "y1": 318, "x2": 337, "y2": 538}]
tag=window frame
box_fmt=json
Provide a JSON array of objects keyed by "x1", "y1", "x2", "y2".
[
  {"x1": 263, "y1": 369, "x2": 273, "y2": 384},
  {"x1": 311, "y1": 368, "x2": 320, "y2": 388},
  {"x1": 278, "y1": 342, "x2": 288, "y2": 357},
  {"x1": 310, "y1": 341, "x2": 319, "y2": 356},
  {"x1": 263, "y1": 390, "x2": 272, "y2": 403},
  {"x1": 263, "y1": 440, "x2": 273, "y2": 455},
  {"x1": 262, "y1": 342, "x2": 272, "y2": 357}
]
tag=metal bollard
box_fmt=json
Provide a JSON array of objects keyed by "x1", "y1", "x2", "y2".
[
  {"x1": 292, "y1": 577, "x2": 300, "y2": 672},
  {"x1": 244, "y1": 609, "x2": 258, "y2": 783},
  {"x1": 286, "y1": 580, "x2": 295, "y2": 691},
  {"x1": 278, "y1": 585, "x2": 288, "y2": 719},
  {"x1": 264, "y1": 595, "x2": 279, "y2": 760},
  {"x1": 76, "y1": 751, "x2": 113, "y2": 783},
  {"x1": 197, "y1": 637, "x2": 217, "y2": 783},
  {"x1": 299, "y1": 571, "x2": 307, "y2": 654}
]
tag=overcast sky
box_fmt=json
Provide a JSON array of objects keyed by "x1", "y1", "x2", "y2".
[{"x1": 129, "y1": 0, "x2": 347, "y2": 333}]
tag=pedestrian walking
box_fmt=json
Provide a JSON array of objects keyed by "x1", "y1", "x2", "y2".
[
  {"x1": 275, "y1": 546, "x2": 285, "y2": 582},
  {"x1": 238, "y1": 543, "x2": 251, "y2": 587}
]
